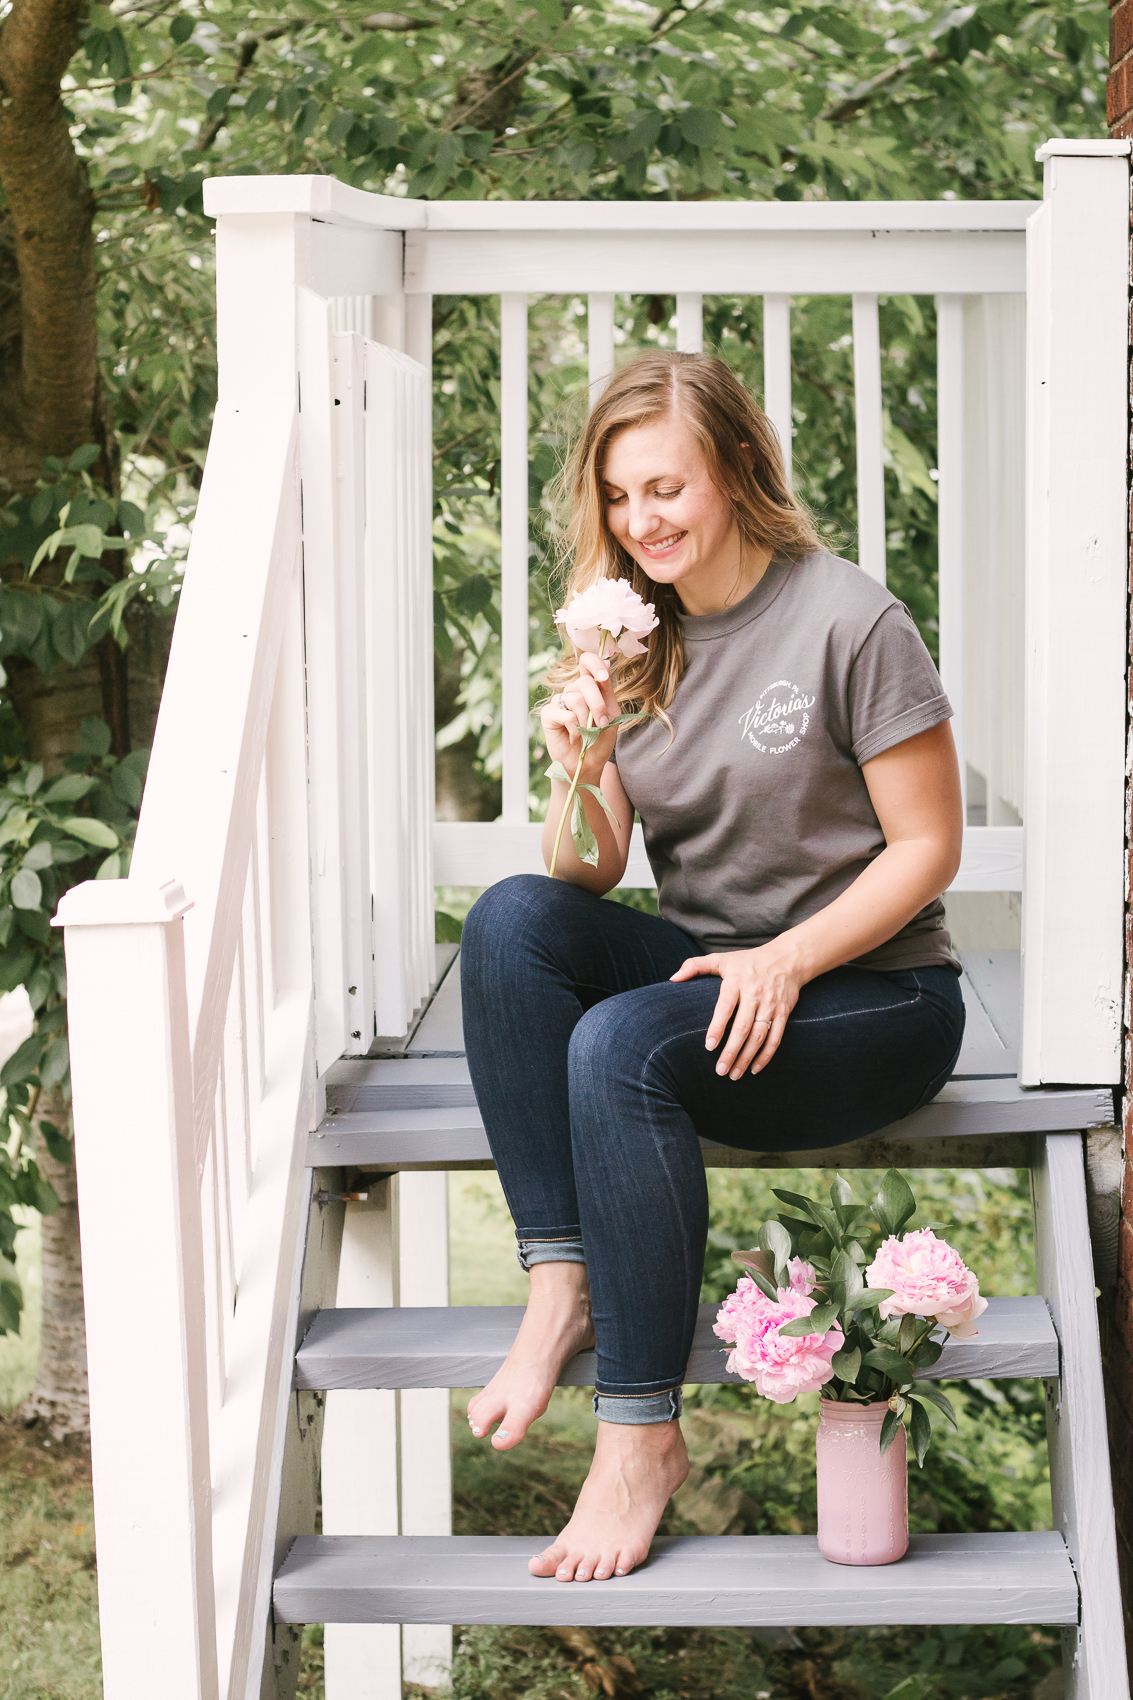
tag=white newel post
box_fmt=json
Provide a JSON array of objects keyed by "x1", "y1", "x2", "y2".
[
  {"x1": 55, "y1": 879, "x2": 218, "y2": 1700},
  {"x1": 1021, "y1": 140, "x2": 1130, "y2": 1086}
]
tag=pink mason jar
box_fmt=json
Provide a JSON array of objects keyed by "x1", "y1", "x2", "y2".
[{"x1": 815, "y1": 1399, "x2": 909, "y2": 1566}]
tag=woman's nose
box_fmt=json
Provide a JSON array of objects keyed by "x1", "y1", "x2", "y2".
[{"x1": 626, "y1": 502, "x2": 663, "y2": 541}]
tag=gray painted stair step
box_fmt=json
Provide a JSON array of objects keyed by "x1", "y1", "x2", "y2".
[
  {"x1": 272, "y1": 1531, "x2": 1077, "y2": 1627},
  {"x1": 294, "y1": 1295, "x2": 1057, "y2": 1391},
  {"x1": 307, "y1": 1076, "x2": 1115, "y2": 1170}
]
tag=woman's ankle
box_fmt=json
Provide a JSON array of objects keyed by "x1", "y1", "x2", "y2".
[{"x1": 527, "y1": 1261, "x2": 592, "y2": 1311}]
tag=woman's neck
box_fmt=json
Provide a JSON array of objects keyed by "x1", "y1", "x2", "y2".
[{"x1": 673, "y1": 535, "x2": 774, "y2": 618}]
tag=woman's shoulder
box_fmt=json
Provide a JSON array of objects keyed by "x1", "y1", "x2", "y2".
[{"x1": 784, "y1": 548, "x2": 911, "y2": 638}]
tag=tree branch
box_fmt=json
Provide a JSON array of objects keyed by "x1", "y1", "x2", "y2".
[{"x1": 818, "y1": 47, "x2": 948, "y2": 125}]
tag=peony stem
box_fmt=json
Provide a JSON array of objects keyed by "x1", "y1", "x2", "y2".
[{"x1": 549, "y1": 629, "x2": 611, "y2": 880}]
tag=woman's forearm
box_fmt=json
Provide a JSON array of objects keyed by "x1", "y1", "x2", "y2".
[
  {"x1": 541, "y1": 761, "x2": 626, "y2": 893},
  {"x1": 771, "y1": 837, "x2": 960, "y2": 984}
]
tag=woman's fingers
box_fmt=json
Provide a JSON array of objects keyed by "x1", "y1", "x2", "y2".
[
  {"x1": 715, "y1": 989, "x2": 761, "y2": 1076},
  {"x1": 750, "y1": 1013, "x2": 788, "y2": 1074},
  {"x1": 705, "y1": 980, "x2": 741, "y2": 1055},
  {"x1": 731, "y1": 1011, "x2": 776, "y2": 1078},
  {"x1": 669, "y1": 954, "x2": 719, "y2": 983}
]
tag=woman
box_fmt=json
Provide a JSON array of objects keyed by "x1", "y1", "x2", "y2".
[{"x1": 460, "y1": 351, "x2": 965, "y2": 1586}]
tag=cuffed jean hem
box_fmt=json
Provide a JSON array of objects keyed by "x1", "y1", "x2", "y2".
[
  {"x1": 593, "y1": 1388, "x2": 683, "y2": 1424},
  {"x1": 516, "y1": 1236, "x2": 587, "y2": 1271}
]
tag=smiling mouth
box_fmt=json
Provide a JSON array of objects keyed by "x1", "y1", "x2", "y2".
[{"x1": 640, "y1": 531, "x2": 687, "y2": 553}]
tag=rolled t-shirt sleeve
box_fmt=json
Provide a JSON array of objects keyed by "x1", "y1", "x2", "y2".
[{"x1": 847, "y1": 603, "x2": 952, "y2": 765}]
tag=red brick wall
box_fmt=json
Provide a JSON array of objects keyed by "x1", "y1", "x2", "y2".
[
  {"x1": 1114, "y1": 0, "x2": 1133, "y2": 132},
  {"x1": 1112, "y1": 0, "x2": 1133, "y2": 1678}
]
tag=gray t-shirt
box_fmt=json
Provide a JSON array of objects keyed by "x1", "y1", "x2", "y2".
[{"x1": 612, "y1": 549, "x2": 960, "y2": 974}]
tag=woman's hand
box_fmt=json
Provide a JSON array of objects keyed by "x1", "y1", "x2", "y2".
[
  {"x1": 670, "y1": 943, "x2": 804, "y2": 1080},
  {"x1": 541, "y1": 651, "x2": 621, "y2": 780}
]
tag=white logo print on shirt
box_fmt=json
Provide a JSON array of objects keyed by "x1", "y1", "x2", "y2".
[{"x1": 739, "y1": 679, "x2": 816, "y2": 756}]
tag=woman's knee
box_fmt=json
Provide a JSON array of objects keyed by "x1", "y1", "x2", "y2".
[
  {"x1": 462, "y1": 874, "x2": 595, "y2": 976},
  {"x1": 568, "y1": 992, "x2": 655, "y2": 1090}
]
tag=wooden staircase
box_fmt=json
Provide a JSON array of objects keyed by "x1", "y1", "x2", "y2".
[{"x1": 272, "y1": 947, "x2": 1125, "y2": 1694}]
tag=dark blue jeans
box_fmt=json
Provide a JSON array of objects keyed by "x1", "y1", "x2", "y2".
[{"x1": 461, "y1": 875, "x2": 965, "y2": 1423}]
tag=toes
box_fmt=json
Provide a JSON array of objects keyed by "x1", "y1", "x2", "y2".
[
  {"x1": 593, "y1": 1548, "x2": 618, "y2": 1581},
  {"x1": 528, "y1": 1543, "x2": 566, "y2": 1578},
  {"x1": 613, "y1": 1545, "x2": 642, "y2": 1577},
  {"x1": 490, "y1": 1402, "x2": 540, "y2": 1449},
  {"x1": 466, "y1": 1392, "x2": 505, "y2": 1439}
]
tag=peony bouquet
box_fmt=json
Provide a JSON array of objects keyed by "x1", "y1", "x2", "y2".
[
  {"x1": 546, "y1": 577, "x2": 658, "y2": 877},
  {"x1": 714, "y1": 1169, "x2": 986, "y2": 1464}
]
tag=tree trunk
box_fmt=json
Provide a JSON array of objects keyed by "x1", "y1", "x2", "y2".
[
  {"x1": 0, "y1": 0, "x2": 106, "y2": 493},
  {"x1": 21, "y1": 1090, "x2": 87, "y2": 1438}
]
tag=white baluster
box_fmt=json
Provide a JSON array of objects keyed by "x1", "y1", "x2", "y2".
[
  {"x1": 762, "y1": 294, "x2": 793, "y2": 487},
  {"x1": 935, "y1": 293, "x2": 966, "y2": 822},
  {"x1": 587, "y1": 292, "x2": 614, "y2": 401},
  {"x1": 850, "y1": 293, "x2": 886, "y2": 586},
  {"x1": 500, "y1": 293, "x2": 530, "y2": 825},
  {"x1": 399, "y1": 1173, "x2": 453, "y2": 1692},
  {"x1": 676, "y1": 292, "x2": 703, "y2": 354},
  {"x1": 323, "y1": 1182, "x2": 404, "y2": 1699}
]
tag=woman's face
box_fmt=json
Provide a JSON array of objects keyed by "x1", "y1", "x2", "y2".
[{"x1": 600, "y1": 413, "x2": 740, "y2": 599}]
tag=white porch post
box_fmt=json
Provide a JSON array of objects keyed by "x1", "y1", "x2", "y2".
[
  {"x1": 55, "y1": 879, "x2": 218, "y2": 1700},
  {"x1": 1021, "y1": 140, "x2": 1131, "y2": 1085}
]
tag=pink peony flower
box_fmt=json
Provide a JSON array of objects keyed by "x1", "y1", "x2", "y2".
[
  {"x1": 787, "y1": 1256, "x2": 816, "y2": 1294},
  {"x1": 716, "y1": 1284, "x2": 843, "y2": 1404},
  {"x1": 555, "y1": 576, "x2": 659, "y2": 659},
  {"x1": 713, "y1": 1274, "x2": 768, "y2": 1344},
  {"x1": 864, "y1": 1229, "x2": 987, "y2": 1340}
]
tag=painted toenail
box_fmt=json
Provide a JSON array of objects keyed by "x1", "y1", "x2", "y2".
[
  {"x1": 616, "y1": 1568, "x2": 625, "y2": 1575},
  {"x1": 595, "y1": 1568, "x2": 605, "y2": 1577},
  {"x1": 497, "y1": 1429, "x2": 509, "y2": 1438},
  {"x1": 471, "y1": 1427, "x2": 481, "y2": 1435}
]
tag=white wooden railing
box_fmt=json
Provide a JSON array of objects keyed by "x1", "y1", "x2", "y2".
[
  {"x1": 421, "y1": 196, "x2": 1035, "y2": 895},
  {"x1": 52, "y1": 138, "x2": 1130, "y2": 1700},
  {"x1": 56, "y1": 193, "x2": 440, "y2": 1700}
]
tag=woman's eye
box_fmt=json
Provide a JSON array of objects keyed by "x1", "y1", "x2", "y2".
[
  {"x1": 656, "y1": 488, "x2": 682, "y2": 499},
  {"x1": 605, "y1": 493, "x2": 627, "y2": 505}
]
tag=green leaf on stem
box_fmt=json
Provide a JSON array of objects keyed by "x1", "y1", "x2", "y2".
[
  {"x1": 853, "y1": 1288, "x2": 893, "y2": 1312},
  {"x1": 910, "y1": 1385, "x2": 957, "y2": 1428},
  {"x1": 62, "y1": 817, "x2": 118, "y2": 849},
  {"x1": 758, "y1": 1218, "x2": 792, "y2": 1283},
  {"x1": 911, "y1": 1335, "x2": 944, "y2": 1368},
  {"x1": 545, "y1": 759, "x2": 572, "y2": 784},
  {"x1": 877, "y1": 1168, "x2": 917, "y2": 1235},
  {"x1": 577, "y1": 782, "x2": 622, "y2": 831},
  {"x1": 832, "y1": 1249, "x2": 863, "y2": 1302},
  {"x1": 863, "y1": 1344, "x2": 914, "y2": 1382},
  {"x1": 779, "y1": 1302, "x2": 838, "y2": 1338},
  {"x1": 897, "y1": 1313, "x2": 918, "y2": 1355},
  {"x1": 830, "y1": 1344, "x2": 861, "y2": 1381},
  {"x1": 909, "y1": 1397, "x2": 932, "y2": 1466},
  {"x1": 731, "y1": 1246, "x2": 774, "y2": 1280},
  {"x1": 879, "y1": 1407, "x2": 902, "y2": 1455},
  {"x1": 570, "y1": 793, "x2": 599, "y2": 866}
]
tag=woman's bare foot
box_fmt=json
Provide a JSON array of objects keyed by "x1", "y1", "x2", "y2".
[
  {"x1": 529, "y1": 1417, "x2": 689, "y2": 1582},
  {"x1": 466, "y1": 1262, "x2": 594, "y2": 1451}
]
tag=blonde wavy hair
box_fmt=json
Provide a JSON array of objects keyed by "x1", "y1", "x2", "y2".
[{"x1": 546, "y1": 350, "x2": 817, "y2": 718}]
